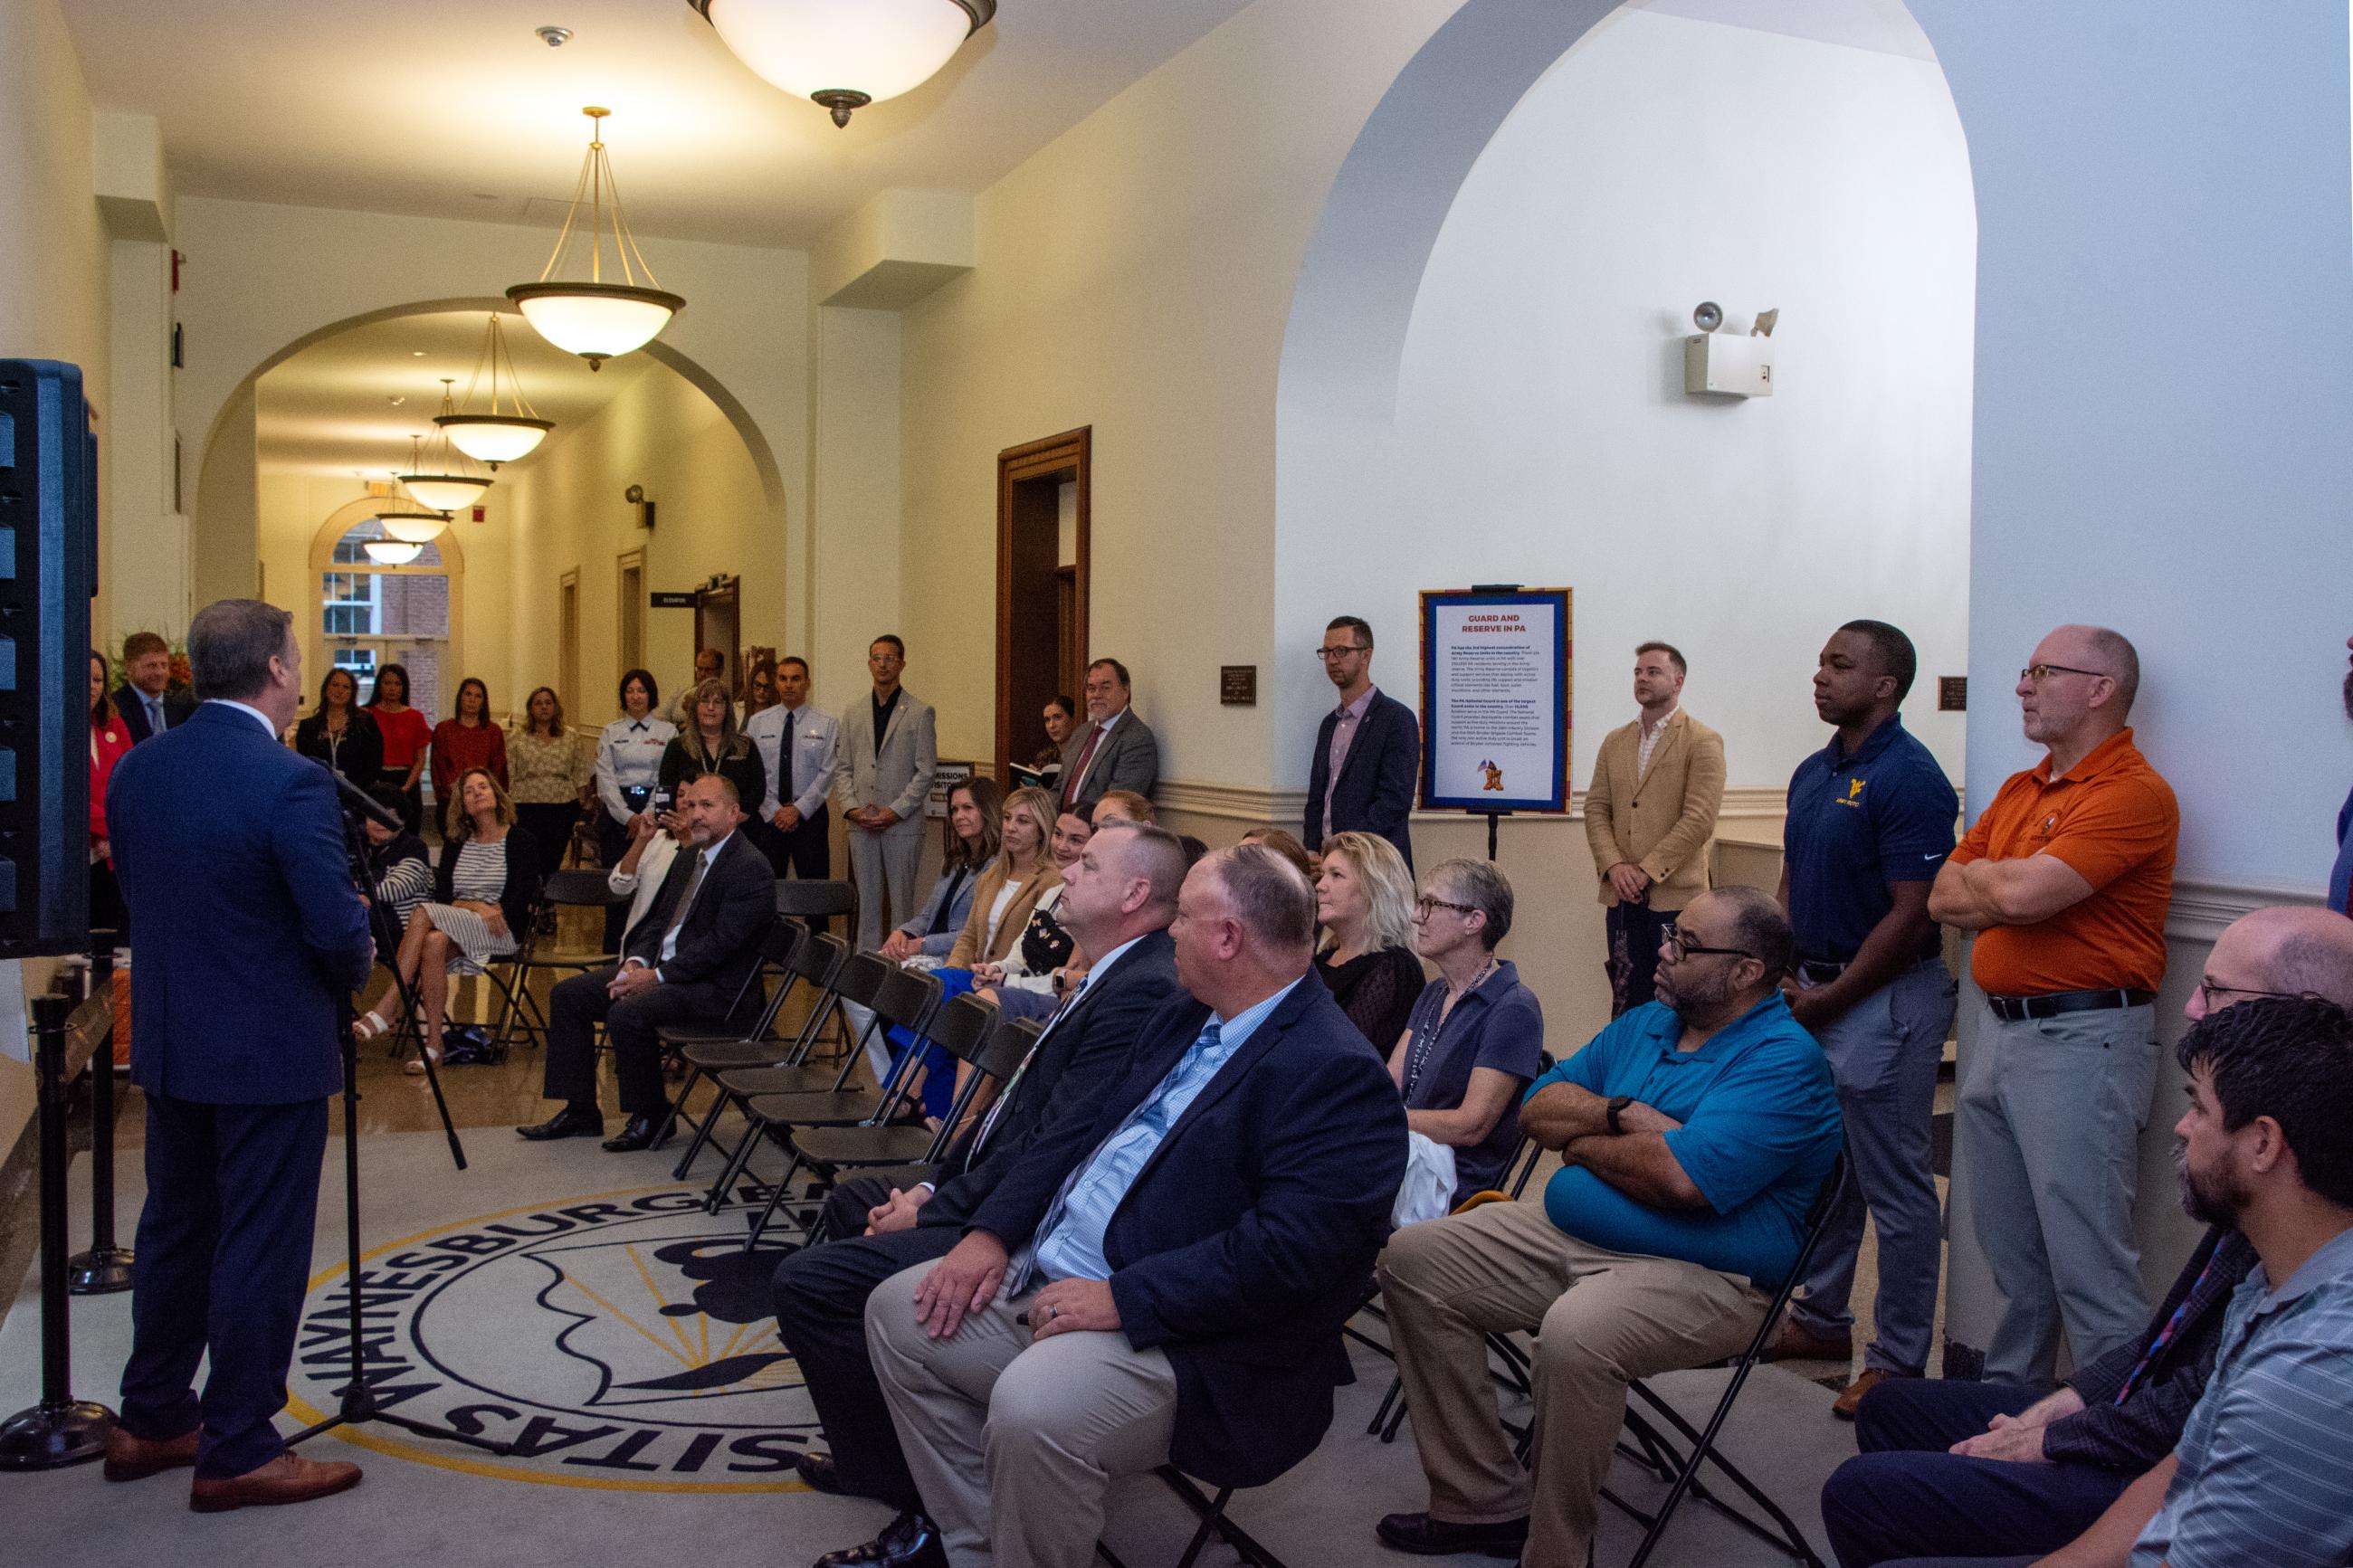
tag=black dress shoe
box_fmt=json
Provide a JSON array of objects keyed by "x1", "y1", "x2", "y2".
[
  {"x1": 601, "y1": 1114, "x2": 661, "y2": 1153},
  {"x1": 813, "y1": 1512, "x2": 945, "y2": 1568},
  {"x1": 517, "y1": 1107, "x2": 604, "y2": 1141},
  {"x1": 791, "y1": 1449, "x2": 847, "y2": 1496},
  {"x1": 1375, "y1": 1511, "x2": 1529, "y2": 1558}
]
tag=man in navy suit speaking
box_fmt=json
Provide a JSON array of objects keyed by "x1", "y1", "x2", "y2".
[
  {"x1": 104, "y1": 599, "x2": 376, "y2": 1511},
  {"x1": 846, "y1": 842, "x2": 1407, "y2": 1568}
]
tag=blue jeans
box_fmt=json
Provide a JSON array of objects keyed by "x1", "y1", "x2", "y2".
[
  {"x1": 1790, "y1": 957, "x2": 1958, "y2": 1373},
  {"x1": 1820, "y1": 1376, "x2": 2132, "y2": 1568}
]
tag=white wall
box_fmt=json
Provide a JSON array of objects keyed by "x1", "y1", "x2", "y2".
[{"x1": 1361, "y1": 10, "x2": 1974, "y2": 794}]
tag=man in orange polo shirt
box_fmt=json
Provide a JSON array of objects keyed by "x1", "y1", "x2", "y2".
[{"x1": 1929, "y1": 624, "x2": 2178, "y2": 1385}]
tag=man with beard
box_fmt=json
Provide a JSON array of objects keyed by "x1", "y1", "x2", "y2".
[
  {"x1": 1819, "y1": 904, "x2": 2353, "y2": 1565},
  {"x1": 1373, "y1": 886, "x2": 1842, "y2": 1568},
  {"x1": 2331, "y1": 633, "x2": 2352, "y2": 917}
]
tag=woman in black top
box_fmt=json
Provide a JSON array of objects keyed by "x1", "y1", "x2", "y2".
[
  {"x1": 292, "y1": 667, "x2": 385, "y2": 783},
  {"x1": 658, "y1": 678, "x2": 767, "y2": 819},
  {"x1": 1313, "y1": 831, "x2": 1427, "y2": 1053}
]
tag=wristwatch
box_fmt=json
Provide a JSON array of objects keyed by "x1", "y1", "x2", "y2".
[{"x1": 1605, "y1": 1095, "x2": 1634, "y2": 1136}]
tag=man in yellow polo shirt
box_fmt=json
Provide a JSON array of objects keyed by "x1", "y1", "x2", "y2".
[{"x1": 1929, "y1": 624, "x2": 2178, "y2": 1384}]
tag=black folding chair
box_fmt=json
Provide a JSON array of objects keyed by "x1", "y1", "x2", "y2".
[
  {"x1": 774, "y1": 877, "x2": 857, "y2": 936},
  {"x1": 644, "y1": 918, "x2": 814, "y2": 1155},
  {"x1": 493, "y1": 868, "x2": 632, "y2": 1050},
  {"x1": 1599, "y1": 1153, "x2": 1848, "y2": 1568}
]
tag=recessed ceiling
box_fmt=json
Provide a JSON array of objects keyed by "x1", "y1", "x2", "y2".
[
  {"x1": 61, "y1": 0, "x2": 1259, "y2": 248},
  {"x1": 256, "y1": 309, "x2": 655, "y2": 481}
]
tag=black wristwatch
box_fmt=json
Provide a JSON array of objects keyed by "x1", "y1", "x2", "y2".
[{"x1": 1605, "y1": 1095, "x2": 1634, "y2": 1136}]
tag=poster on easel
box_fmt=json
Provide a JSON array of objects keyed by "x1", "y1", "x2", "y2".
[{"x1": 1418, "y1": 588, "x2": 1571, "y2": 813}]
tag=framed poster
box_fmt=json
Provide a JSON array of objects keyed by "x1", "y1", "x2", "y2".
[{"x1": 1418, "y1": 588, "x2": 1572, "y2": 813}]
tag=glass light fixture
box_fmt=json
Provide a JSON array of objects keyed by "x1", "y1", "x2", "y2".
[
  {"x1": 397, "y1": 397, "x2": 491, "y2": 512},
  {"x1": 436, "y1": 314, "x2": 555, "y2": 466},
  {"x1": 376, "y1": 510, "x2": 451, "y2": 544},
  {"x1": 690, "y1": 0, "x2": 996, "y2": 127},
  {"x1": 507, "y1": 108, "x2": 684, "y2": 368},
  {"x1": 363, "y1": 539, "x2": 424, "y2": 565}
]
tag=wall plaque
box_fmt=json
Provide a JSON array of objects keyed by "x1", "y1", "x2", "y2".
[
  {"x1": 1220, "y1": 666, "x2": 1257, "y2": 706},
  {"x1": 1939, "y1": 676, "x2": 1967, "y2": 712}
]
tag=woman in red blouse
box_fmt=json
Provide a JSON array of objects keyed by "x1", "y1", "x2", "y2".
[
  {"x1": 431, "y1": 677, "x2": 508, "y2": 834},
  {"x1": 366, "y1": 662, "x2": 434, "y2": 835},
  {"x1": 89, "y1": 650, "x2": 133, "y2": 936}
]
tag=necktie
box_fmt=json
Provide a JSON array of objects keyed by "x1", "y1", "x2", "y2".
[
  {"x1": 147, "y1": 695, "x2": 165, "y2": 735},
  {"x1": 973, "y1": 976, "x2": 1089, "y2": 1156},
  {"x1": 2114, "y1": 1249, "x2": 2224, "y2": 1404},
  {"x1": 1063, "y1": 724, "x2": 1105, "y2": 806},
  {"x1": 658, "y1": 850, "x2": 711, "y2": 959},
  {"x1": 781, "y1": 709, "x2": 796, "y2": 803}
]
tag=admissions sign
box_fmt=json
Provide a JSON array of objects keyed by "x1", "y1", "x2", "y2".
[{"x1": 1418, "y1": 588, "x2": 1571, "y2": 814}]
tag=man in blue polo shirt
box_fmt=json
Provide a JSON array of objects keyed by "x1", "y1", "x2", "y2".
[
  {"x1": 1375, "y1": 887, "x2": 1841, "y2": 1568},
  {"x1": 1773, "y1": 620, "x2": 1960, "y2": 1416}
]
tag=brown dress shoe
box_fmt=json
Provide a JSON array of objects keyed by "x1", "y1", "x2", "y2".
[
  {"x1": 188, "y1": 1454, "x2": 363, "y2": 1513},
  {"x1": 1764, "y1": 1316, "x2": 1853, "y2": 1363},
  {"x1": 1833, "y1": 1365, "x2": 1906, "y2": 1420},
  {"x1": 103, "y1": 1424, "x2": 200, "y2": 1482}
]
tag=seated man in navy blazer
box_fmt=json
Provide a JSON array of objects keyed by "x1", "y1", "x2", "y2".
[
  {"x1": 770, "y1": 821, "x2": 1188, "y2": 1553},
  {"x1": 1306, "y1": 615, "x2": 1421, "y2": 871},
  {"x1": 106, "y1": 599, "x2": 377, "y2": 1511},
  {"x1": 519, "y1": 772, "x2": 774, "y2": 1152},
  {"x1": 827, "y1": 843, "x2": 1407, "y2": 1568}
]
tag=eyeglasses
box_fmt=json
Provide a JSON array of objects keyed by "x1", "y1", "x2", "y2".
[
  {"x1": 1414, "y1": 895, "x2": 1479, "y2": 920},
  {"x1": 1314, "y1": 645, "x2": 1371, "y2": 662},
  {"x1": 2018, "y1": 663, "x2": 2107, "y2": 684},
  {"x1": 2196, "y1": 980, "x2": 2320, "y2": 1011},
  {"x1": 1662, "y1": 924, "x2": 1757, "y2": 963}
]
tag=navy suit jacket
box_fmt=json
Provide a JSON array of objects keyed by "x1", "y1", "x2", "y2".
[
  {"x1": 1304, "y1": 688, "x2": 1420, "y2": 871},
  {"x1": 923, "y1": 928, "x2": 1181, "y2": 1231},
  {"x1": 113, "y1": 682, "x2": 196, "y2": 745},
  {"x1": 969, "y1": 974, "x2": 1407, "y2": 1488},
  {"x1": 110, "y1": 701, "x2": 376, "y2": 1104},
  {"x1": 620, "y1": 829, "x2": 775, "y2": 1002}
]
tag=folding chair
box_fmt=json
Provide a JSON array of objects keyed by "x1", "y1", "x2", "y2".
[
  {"x1": 645, "y1": 918, "x2": 816, "y2": 1157},
  {"x1": 1601, "y1": 1153, "x2": 1848, "y2": 1568},
  {"x1": 492, "y1": 868, "x2": 632, "y2": 1050},
  {"x1": 788, "y1": 992, "x2": 999, "y2": 1176},
  {"x1": 774, "y1": 877, "x2": 857, "y2": 936},
  {"x1": 701, "y1": 960, "x2": 938, "y2": 1222}
]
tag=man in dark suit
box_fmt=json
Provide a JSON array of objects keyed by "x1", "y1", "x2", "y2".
[
  {"x1": 824, "y1": 844, "x2": 1406, "y2": 1568},
  {"x1": 1057, "y1": 657, "x2": 1160, "y2": 811},
  {"x1": 519, "y1": 772, "x2": 774, "y2": 1152},
  {"x1": 113, "y1": 629, "x2": 195, "y2": 744},
  {"x1": 106, "y1": 599, "x2": 376, "y2": 1511},
  {"x1": 1306, "y1": 614, "x2": 1421, "y2": 870},
  {"x1": 769, "y1": 822, "x2": 1189, "y2": 1535}
]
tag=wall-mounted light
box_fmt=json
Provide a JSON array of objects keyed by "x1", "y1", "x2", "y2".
[{"x1": 1682, "y1": 301, "x2": 1777, "y2": 398}]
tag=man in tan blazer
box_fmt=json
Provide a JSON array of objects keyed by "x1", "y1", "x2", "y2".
[
  {"x1": 1582, "y1": 641, "x2": 1727, "y2": 1013},
  {"x1": 835, "y1": 635, "x2": 939, "y2": 951}
]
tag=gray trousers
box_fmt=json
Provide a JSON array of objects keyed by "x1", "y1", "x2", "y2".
[
  {"x1": 1789, "y1": 957, "x2": 1958, "y2": 1374},
  {"x1": 867, "y1": 1264, "x2": 1177, "y2": 1568},
  {"x1": 849, "y1": 821, "x2": 927, "y2": 951},
  {"x1": 1954, "y1": 997, "x2": 2157, "y2": 1383}
]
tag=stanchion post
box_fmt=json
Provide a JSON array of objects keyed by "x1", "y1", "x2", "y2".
[
  {"x1": 70, "y1": 939, "x2": 134, "y2": 1295},
  {"x1": 0, "y1": 993, "x2": 116, "y2": 1468}
]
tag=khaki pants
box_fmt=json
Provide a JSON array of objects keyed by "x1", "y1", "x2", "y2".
[
  {"x1": 866, "y1": 1263, "x2": 1177, "y2": 1568},
  {"x1": 1378, "y1": 1202, "x2": 1768, "y2": 1568}
]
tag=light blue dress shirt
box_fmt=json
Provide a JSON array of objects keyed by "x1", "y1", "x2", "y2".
[{"x1": 1020, "y1": 977, "x2": 1302, "y2": 1288}]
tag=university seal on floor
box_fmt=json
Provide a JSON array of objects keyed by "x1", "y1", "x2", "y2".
[{"x1": 287, "y1": 1186, "x2": 821, "y2": 1490}]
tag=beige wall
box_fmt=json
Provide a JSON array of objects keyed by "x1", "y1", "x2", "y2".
[{"x1": 0, "y1": 0, "x2": 112, "y2": 1155}]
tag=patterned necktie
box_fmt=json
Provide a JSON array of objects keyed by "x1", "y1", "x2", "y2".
[
  {"x1": 1063, "y1": 724, "x2": 1104, "y2": 806},
  {"x1": 658, "y1": 850, "x2": 711, "y2": 956},
  {"x1": 2114, "y1": 1248, "x2": 2224, "y2": 1404},
  {"x1": 973, "y1": 977, "x2": 1088, "y2": 1156}
]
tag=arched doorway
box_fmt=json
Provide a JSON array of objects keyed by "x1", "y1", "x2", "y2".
[{"x1": 307, "y1": 500, "x2": 465, "y2": 721}]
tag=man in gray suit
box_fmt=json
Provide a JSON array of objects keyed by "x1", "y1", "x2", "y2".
[
  {"x1": 836, "y1": 634, "x2": 939, "y2": 951},
  {"x1": 1058, "y1": 657, "x2": 1159, "y2": 811}
]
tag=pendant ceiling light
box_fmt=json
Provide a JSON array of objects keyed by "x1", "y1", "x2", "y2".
[
  {"x1": 436, "y1": 314, "x2": 555, "y2": 467},
  {"x1": 376, "y1": 509, "x2": 451, "y2": 544},
  {"x1": 690, "y1": 0, "x2": 996, "y2": 127},
  {"x1": 507, "y1": 108, "x2": 683, "y2": 368},
  {"x1": 363, "y1": 539, "x2": 425, "y2": 565},
  {"x1": 398, "y1": 391, "x2": 491, "y2": 513}
]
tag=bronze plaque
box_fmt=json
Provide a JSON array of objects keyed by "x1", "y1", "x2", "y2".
[
  {"x1": 1220, "y1": 665, "x2": 1258, "y2": 706},
  {"x1": 1939, "y1": 676, "x2": 1967, "y2": 712}
]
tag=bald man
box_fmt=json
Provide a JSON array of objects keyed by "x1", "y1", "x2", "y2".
[
  {"x1": 1932, "y1": 624, "x2": 2181, "y2": 1383},
  {"x1": 1821, "y1": 906, "x2": 2353, "y2": 1568}
]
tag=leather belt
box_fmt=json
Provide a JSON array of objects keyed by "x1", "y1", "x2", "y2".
[{"x1": 1986, "y1": 987, "x2": 2155, "y2": 1022}]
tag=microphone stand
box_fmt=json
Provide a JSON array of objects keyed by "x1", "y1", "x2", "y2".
[{"x1": 288, "y1": 765, "x2": 511, "y2": 1457}]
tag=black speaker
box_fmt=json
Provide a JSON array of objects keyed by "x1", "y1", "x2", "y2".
[{"x1": 0, "y1": 360, "x2": 98, "y2": 957}]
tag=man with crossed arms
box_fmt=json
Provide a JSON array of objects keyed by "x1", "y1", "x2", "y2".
[{"x1": 848, "y1": 845, "x2": 1405, "y2": 1568}]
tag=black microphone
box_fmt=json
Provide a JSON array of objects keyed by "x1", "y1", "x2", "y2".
[{"x1": 316, "y1": 759, "x2": 404, "y2": 832}]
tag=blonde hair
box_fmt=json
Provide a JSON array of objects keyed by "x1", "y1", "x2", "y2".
[
  {"x1": 448, "y1": 767, "x2": 519, "y2": 839},
  {"x1": 681, "y1": 677, "x2": 748, "y2": 765},
  {"x1": 1319, "y1": 832, "x2": 1416, "y2": 952},
  {"x1": 1001, "y1": 786, "x2": 1061, "y2": 872}
]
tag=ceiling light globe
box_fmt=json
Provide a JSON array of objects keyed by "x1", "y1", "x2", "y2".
[
  {"x1": 436, "y1": 413, "x2": 554, "y2": 467},
  {"x1": 507, "y1": 283, "x2": 684, "y2": 367},
  {"x1": 695, "y1": 0, "x2": 993, "y2": 120},
  {"x1": 400, "y1": 475, "x2": 490, "y2": 513},
  {"x1": 376, "y1": 510, "x2": 452, "y2": 544},
  {"x1": 363, "y1": 540, "x2": 425, "y2": 565}
]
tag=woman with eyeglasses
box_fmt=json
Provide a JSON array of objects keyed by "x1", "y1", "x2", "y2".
[
  {"x1": 1314, "y1": 831, "x2": 1427, "y2": 1055},
  {"x1": 1394, "y1": 858, "x2": 1546, "y2": 1208}
]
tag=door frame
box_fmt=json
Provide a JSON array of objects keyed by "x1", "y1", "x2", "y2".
[{"x1": 995, "y1": 427, "x2": 1091, "y2": 785}]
